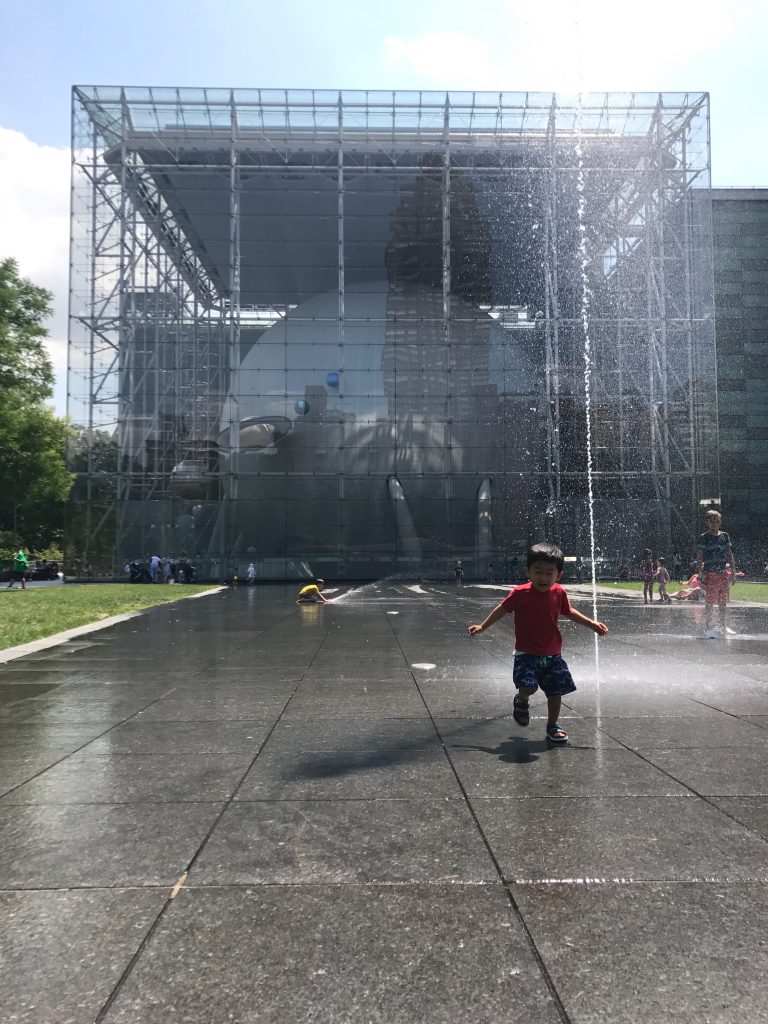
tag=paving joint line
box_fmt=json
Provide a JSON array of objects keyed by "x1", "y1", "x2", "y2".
[
  {"x1": 385, "y1": 612, "x2": 573, "y2": 1024},
  {"x1": 589, "y1": 723, "x2": 768, "y2": 850},
  {"x1": 94, "y1": 611, "x2": 331, "y2": 1022},
  {"x1": 0, "y1": 684, "x2": 183, "y2": 801}
]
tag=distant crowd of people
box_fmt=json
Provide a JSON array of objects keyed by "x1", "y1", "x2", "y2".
[{"x1": 125, "y1": 552, "x2": 195, "y2": 584}]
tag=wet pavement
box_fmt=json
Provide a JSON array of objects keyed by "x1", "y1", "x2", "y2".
[{"x1": 1, "y1": 581, "x2": 768, "y2": 1023}]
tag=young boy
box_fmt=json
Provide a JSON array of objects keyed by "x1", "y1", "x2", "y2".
[
  {"x1": 468, "y1": 542, "x2": 608, "y2": 743},
  {"x1": 696, "y1": 509, "x2": 736, "y2": 639},
  {"x1": 296, "y1": 579, "x2": 330, "y2": 604}
]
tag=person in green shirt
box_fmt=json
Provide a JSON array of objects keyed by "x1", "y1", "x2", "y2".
[{"x1": 7, "y1": 549, "x2": 29, "y2": 590}]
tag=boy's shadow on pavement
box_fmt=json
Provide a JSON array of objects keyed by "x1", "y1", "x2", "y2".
[{"x1": 453, "y1": 737, "x2": 591, "y2": 764}]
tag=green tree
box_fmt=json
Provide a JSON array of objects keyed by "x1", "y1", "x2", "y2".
[
  {"x1": 0, "y1": 258, "x2": 72, "y2": 549},
  {"x1": 0, "y1": 258, "x2": 54, "y2": 401}
]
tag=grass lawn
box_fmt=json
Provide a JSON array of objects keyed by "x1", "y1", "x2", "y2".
[
  {"x1": 0, "y1": 584, "x2": 219, "y2": 651},
  {"x1": 599, "y1": 580, "x2": 768, "y2": 603}
]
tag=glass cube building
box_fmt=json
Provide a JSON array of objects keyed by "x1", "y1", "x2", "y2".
[{"x1": 67, "y1": 88, "x2": 717, "y2": 579}]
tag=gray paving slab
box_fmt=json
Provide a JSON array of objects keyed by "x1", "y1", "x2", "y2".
[
  {"x1": 637, "y1": 747, "x2": 768, "y2": 795},
  {"x1": 473, "y1": 796, "x2": 768, "y2": 881},
  {"x1": 0, "y1": 755, "x2": 75, "y2": 798},
  {"x1": 300, "y1": 669, "x2": 416, "y2": 684},
  {"x1": 593, "y1": 714, "x2": 768, "y2": 748},
  {"x1": 0, "y1": 803, "x2": 222, "y2": 887},
  {"x1": 423, "y1": 691, "x2": 579, "y2": 718},
  {"x1": 709, "y1": 796, "x2": 768, "y2": 840},
  {"x1": 0, "y1": 675, "x2": 79, "y2": 693},
  {"x1": 0, "y1": 662, "x2": 93, "y2": 675},
  {"x1": 695, "y1": 694, "x2": 768, "y2": 714},
  {"x1": 450, "y1": 747, "x2": 690, "y2": 797},
  {"x1": 191, "y1": 800, "x2": 497, "y2": 883},
  {"x1": 561, "y1": 694, "x2": 726, "y2": 717},
  {"x1": 0, "y1": 889, "x2": 166, "y2": 1024},
  {"x1": 0, "y1": 696, "x2": 158, "y2": 724},
  {"x1": 0, "y1": 722, "x2": 109, "y2": 757},
  {"x1": 234, "y1": 748, "x2": 461, "y2": 800},
  {"x1": 512, "y1": 881, "x2": 768, "y2": 1023},
  {"x1": 171, "y1": 682, "x2": 298, "y2": 700},
  {"x1": 265, "y1": 717, "x2": 442, "y2": 751},
  {"x1": 133, "y1": 695, "x2": 291, "y2": 721},
  {"x1": 297, "y1": 676, "x2": 417, "y2": 692},
  {"x1": 2, "y1": 753, "x2": 254, "y2": 804},
  {"x1": 81, "y1": 720, "x2": 274, "y2": 754},
  {"x1": 434, "y1": 716, "x2": 623, "y2": 749},
  {"x1": 284, "y1": 692, "x2": 430, "y2": 718},
  {"x1": 101, "y1": 885, "x2": 561, "y2": 1024}
]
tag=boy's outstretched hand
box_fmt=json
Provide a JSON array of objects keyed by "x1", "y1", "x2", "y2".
[
  {"x1": 468, "y1": 624, "x2": 484, "y2": 635},
  {"x1": 591, "y1": 620, "x2": 609, "y2": 636}
]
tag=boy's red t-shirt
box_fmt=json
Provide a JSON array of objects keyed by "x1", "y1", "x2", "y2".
[{"x1": 500, "y1": 582, "x2": 572, "y2": 656}]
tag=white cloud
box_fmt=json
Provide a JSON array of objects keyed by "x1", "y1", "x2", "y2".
[
  {"x1": 383, "y1": 0, "x2": 760, "y2": 92},
  {"x1": 0, "y1": 127, "x2": 70, "y2": 416},
  {"x1": 384, "y1": 32, "x2": 496, "y2": 87}
]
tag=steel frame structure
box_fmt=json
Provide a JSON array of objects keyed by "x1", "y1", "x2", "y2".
[{"x1": 68, "y1": 88, "x2": 717, "y2": 578}]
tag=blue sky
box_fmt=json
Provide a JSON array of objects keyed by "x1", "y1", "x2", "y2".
[{"x1": 1, "y1": 0, "x2": 766, "y2": 413}]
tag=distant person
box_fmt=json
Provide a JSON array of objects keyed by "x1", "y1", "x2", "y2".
[
  {"x1": 454, "y1": 560, "x2": 465, "y2": 587},
  {"x1": 617, "y1": 563, "x2": 629, "y2": 581},
  {"x1": 247, "y1": 562, "x2": 256, "y2": 584},
  {"x1": 177, "y1": 552, "x2": 194, "y2": 583},
  {"x1": 672, "y1": 552, "x2": 683, "y2": 581},
  {"x1": 487, "y1": 563, "x2": 496, "y2": 582},
  {"x1": 149, "y1": 554, "x2": 161, "y2": 582},
  {"x1": 128, "y1": 560, "x2": 152, "y2": 584},
  {"x1": 297, "y1": 579, "x2": 330, "y2": 604},
  {"x1": 468, "y1": 542, "x2": 608, "y2": 744},
  {"x1": 6, "y1": 548, "x2": 29, "y2": 589},
  {"x1": 697, "y1": 509, "x2": 736, "y2": 640},
  {"x1": 641, "y1": 549, "x2": 655, "y2": 605},
  {"x1": 654, "y1": 557, "x2": 671, "y2": 603},
  {"x1": 162, "y1": 556, "x2": 174, "y2": 583}
]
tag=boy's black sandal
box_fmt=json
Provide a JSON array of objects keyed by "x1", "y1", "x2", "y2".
[
  {"x1": 513, "y1": 696, "x2": 530, "y2": 726},
  {"x1": 546, "y1": 723, "x2": 568, "y2": 744}
]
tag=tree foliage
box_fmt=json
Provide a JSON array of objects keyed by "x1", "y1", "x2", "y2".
[
  {"x1": 0, "y1": 258, "x2": 55, "y2": 401},
  {"x1": 0, "y1": 258, "x2": 72, "y2": 549}
]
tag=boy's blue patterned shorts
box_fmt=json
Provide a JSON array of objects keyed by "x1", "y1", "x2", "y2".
[{"x1": 513, "y1": 653, "x2": 576, "y2": 697}]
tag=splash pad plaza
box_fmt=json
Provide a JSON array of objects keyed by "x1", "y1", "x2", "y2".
[
  {"x1": 67, "y1": 90, "x2": 717, "y2": 579},
  {"x1": 3, "y1": 582, "x2": 768, "y2": 1022},
  {"x1": 7, "y1": 88, "x2": 760, "y2": 1021}
]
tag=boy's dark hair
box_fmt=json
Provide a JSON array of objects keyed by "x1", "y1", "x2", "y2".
[
  {"x1": 657, "y1": 556, "x2": 666, "y2": 565},
  {"x1": 315, "y1": 578, "x2": 325, "y2": 586},
  {"x1": 526, "y1": 542, "x2": 564, "y2": 572}
]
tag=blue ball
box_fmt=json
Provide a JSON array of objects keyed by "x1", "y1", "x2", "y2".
[
  {"x1": 294, "y1": 399, "x2": 310, "y2": 416},
  {"x1": 326, "y1": 371, "x2": 340, "y2": 388}
]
